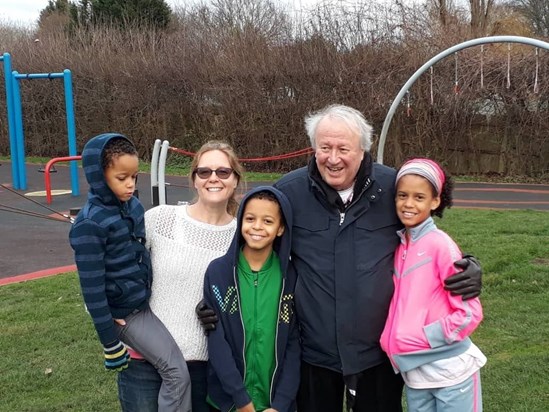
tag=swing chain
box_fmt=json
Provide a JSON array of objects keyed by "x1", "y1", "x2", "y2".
[{"x1": 454, "y1": 52, "x2": 460, "y2": 94}]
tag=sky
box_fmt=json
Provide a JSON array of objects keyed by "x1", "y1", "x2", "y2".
[
  {"x1": 0, "y1": 0, "x2": 328, "y2": 27},
  {"x1": 0, "y1": 0, "x2": 49, "y2": 25}
]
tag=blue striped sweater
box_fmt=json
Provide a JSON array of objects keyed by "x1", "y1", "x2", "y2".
[{"x1": 69, "y1": 133, "x2": 151, "y2": 347}]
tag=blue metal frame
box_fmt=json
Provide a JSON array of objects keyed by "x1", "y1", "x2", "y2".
[
  {"x1": 1, "y1": 53, "x2": 19, "y2": 189},
  {"x1": 10, "y1": 69, "x2": 79, "y2": 195}
]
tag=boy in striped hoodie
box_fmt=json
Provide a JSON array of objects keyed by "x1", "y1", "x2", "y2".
[{"x1": 69, "y1": 133, "x2": 190, "y2": 411}]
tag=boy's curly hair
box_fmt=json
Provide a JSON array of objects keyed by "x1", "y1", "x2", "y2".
[{"x1": 101, "y1": 138, "x2": 137, "y2": 171}]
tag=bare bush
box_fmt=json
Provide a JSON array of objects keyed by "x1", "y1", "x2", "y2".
[{"x1": 0, "y1": 0, "x2": 547, "y2": 178}]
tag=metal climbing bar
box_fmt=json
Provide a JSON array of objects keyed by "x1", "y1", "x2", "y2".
[
  {"x1": 44, "y1": 156, "x2": 81, "y2": 205},
  {"x1": 377, "y1": 35, "x2": 549, "y2": 165}
]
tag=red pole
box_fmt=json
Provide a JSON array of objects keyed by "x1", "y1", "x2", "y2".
[{"x1": 45, "y1": 156, "x2": 81, "y2": 204}]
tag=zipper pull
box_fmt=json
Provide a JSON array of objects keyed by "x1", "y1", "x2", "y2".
[
  {"x1": 339, "y1": 212, "x2": 345, "y2": 225},
  {"x1": 253, "y1": 272, "x2": 258, "y2": 287}
]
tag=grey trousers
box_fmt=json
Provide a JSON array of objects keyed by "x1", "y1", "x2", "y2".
[{"x1": 116, "y1": 306, "x2": 191, "y2": 412}]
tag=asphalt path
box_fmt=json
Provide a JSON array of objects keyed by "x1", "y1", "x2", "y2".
[{"x1": 1, "y1": 161, "x2": 548, "y2": 281}]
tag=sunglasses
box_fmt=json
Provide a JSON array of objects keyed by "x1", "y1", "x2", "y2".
[{"x1": 193, "y1": 167, "x2": 234, "y2": 180}]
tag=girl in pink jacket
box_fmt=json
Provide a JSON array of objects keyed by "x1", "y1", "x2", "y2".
[{"x1": 380, "y1": 158, "x2": 486, "y2": 412}]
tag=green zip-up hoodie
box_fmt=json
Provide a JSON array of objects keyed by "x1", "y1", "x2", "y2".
[{"x1": 238, "y1": 250, "x2": 282, "y2": 411}]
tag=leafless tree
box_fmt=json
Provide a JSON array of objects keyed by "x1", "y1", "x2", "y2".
[
  {"x1": 511, "y1": 0, "x2": 549, "y2": 36},
  {"x1": 431, "y1": 0, "x2": 454, "y2": 26},
  {"x1": 469, "y1": 0, "x2": 496, "y2": 35},
  {"x1": 208, "y1": 0, "x2": 292, "y2": 45}
]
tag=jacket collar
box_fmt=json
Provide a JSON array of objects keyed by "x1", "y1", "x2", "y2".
[
  {"x1": 397, "y1": 216, "x2": 437, "y2": 244},
  {"x1": 308, "y1": 152, "x2": 373, "y2": 212}
]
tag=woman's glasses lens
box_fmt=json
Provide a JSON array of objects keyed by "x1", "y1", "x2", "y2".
[{"x1": 194, "y1": 167, "x2": 233, "y2": 179}]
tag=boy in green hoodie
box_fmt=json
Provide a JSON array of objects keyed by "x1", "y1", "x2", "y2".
[{"x1": 203, "y1": 186, "x2": 300, "y2": 412}]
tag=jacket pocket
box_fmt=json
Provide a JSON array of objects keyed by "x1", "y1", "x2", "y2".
[
  {"x1": 293, "y1": 212, "x2": 330, "y2": 232},
  {"x1": 105, "y1": 280, "x2": 126, "y2": 303},
  {"x1": 292, "y1": 212, "x2": 332, "y2": 260},
  {"x1": 355, "y1": 212, "x2": 400, "y2": 231},
  {"x1": 106, "y1": 278, "x2": 146, "y2": 306}
]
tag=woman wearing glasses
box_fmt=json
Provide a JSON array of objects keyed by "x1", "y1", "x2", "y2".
[{"x1": 118, "y1": 140, "x2": 244, "y2": 412}]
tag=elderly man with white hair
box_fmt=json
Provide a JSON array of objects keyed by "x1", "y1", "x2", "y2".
[{"x1": 273, "y1": 104, "x2": 481, "y2": 412}]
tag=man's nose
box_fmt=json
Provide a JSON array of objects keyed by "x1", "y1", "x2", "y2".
[{"x1": 328, "y1": 149, "x2": 339, "y2": 163}]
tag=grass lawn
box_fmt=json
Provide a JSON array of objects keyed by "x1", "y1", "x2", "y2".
[{"x1": 1, "y1": 208, "x2": 548, "y2": 411}]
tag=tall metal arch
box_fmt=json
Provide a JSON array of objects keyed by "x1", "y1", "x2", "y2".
[{"x1": 376, "y1": 35, "x2": 549, "y2": 165}]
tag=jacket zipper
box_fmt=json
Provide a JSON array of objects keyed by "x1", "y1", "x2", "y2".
[
  {"x1": 389, "y1": 243, "x2": 407, "y2": 369},
  {"x1": 251, "y1": 270, "x2": 259, "y2": 401},
  {"x1": 232, "y1": 266, "x2": 246, "y2": 412},
  {"x1": 339, "y1": 178, "x2": 372, "y2": 226},
  {"x1": 269, "y1": 278, "x2": 285, "y2": 405}
]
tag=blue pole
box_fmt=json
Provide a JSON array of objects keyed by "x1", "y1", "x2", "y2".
[
  {"x1": 14, "y1": 73, "x2": 64, "y2": 80},
  {"x1": 63, "y1": 69, "x2": 79, "y2": 197},
  {"x1": 11, "y1": 71, "x2": 26, "y2": 190},
  {"x1": 2, "y1": 53, "x2": 19, "y2": 189}
]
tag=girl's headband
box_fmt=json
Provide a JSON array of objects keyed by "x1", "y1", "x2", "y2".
[{"x1": 396, "y1": 158, "x2": 445, "y2": 195}]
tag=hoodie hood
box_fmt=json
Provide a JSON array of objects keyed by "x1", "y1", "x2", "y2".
[
  {"x1": 81, "y1": 133, "x2": 135, "y2": 206},
  {"x1": 229, "y1": 185, "x2": 293, "y2": 276}
]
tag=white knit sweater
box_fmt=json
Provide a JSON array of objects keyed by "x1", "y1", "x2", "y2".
[{"x1": 145, "y1": 204, "x2": 237, "y2": 361}]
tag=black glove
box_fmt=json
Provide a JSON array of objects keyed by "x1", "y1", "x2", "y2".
[
  {"x1": 195, "y1": 299, "x2": 218, "y2": 333},
  {"x1": 444, "y1": 254, "x2": 482, "y2": 300}
]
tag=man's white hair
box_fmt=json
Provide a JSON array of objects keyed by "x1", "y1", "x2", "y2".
[{"x1": 304, "y1": 104, "x2": 373, "y2": 152}]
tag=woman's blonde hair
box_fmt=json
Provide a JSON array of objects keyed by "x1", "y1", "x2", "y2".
[{"x1": 189, "y1": 140, "x2": 244, "y2": 216}]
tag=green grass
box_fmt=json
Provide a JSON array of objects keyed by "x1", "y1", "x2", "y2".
[
  {"x1": 0, "y1": 274, "x2": 120, "y2": 411},
  {"x1": 437, "y1": 209, "x2": 549, "y2": 411},
  {"x1": 1, "y1": 208, "x2": 548, "y2": 411}
]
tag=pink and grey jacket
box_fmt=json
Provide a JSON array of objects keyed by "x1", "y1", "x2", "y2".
[{"x1": 380, "y1": 217, "x2": 483, "y2": 373}]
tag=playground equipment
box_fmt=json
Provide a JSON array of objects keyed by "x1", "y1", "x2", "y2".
[
  {"x1": 0, "y1": 181, "x2": 74, "y2": 223},
  {"x1": 150, "y1": 139, "x2": 170, "y2": 206},
  {"x1": 1, "y1": 53, "x2": 17, "y2": 190},
  {"x1": 376, "y1": 35, "x2": 549, "y2": 165},
  {"x1": 1, "y1": 52, "x2": 79, "y2": 195},
  {"x1": 44, "y1": 155, "x2": 82, "y2": 204},
  {"x1": 3, "y1": 36, "x2": 547, "y2": 208}
]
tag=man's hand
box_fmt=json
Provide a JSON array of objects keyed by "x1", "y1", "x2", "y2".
[
  {"x1": 237, "y1": 402, "x2": 256, "y2": 412},
  {"x1": 195, "y1": 299, "x2": 218, "y2": 332},
  {"x1": 444, "y1": 255, "x2": 482, "y2": 300}
]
